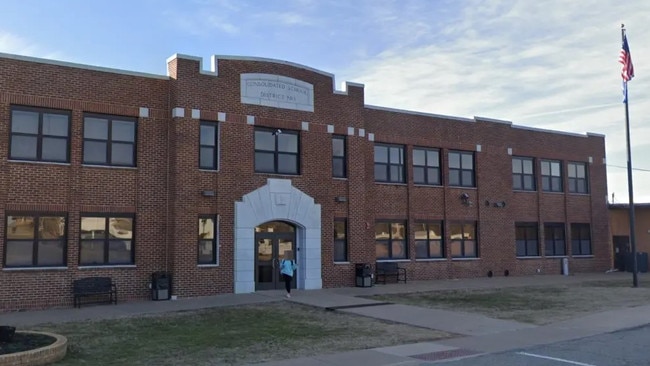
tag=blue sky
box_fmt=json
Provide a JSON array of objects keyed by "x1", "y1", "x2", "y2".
[{"x1": 1, "y1": 0, "x2": 650, "y2": 203}]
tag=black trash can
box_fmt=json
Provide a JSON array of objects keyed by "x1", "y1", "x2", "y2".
[
  {"x1": 355, "y1": 263, "x2": 373, "y2": 287},
  {"x1": 152, "y1": 271, "x2": 172, "y2": 301}
]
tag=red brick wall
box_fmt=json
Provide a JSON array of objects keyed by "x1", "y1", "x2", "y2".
[{"x1": 0, "y1": 54, "x2": 611, "y2": 310}]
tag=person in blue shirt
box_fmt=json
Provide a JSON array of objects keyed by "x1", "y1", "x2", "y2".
[{"x1": 279, "y1": 251, "x2": 297, "y2": 298}]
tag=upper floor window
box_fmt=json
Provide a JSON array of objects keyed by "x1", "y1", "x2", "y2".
[
  {"x1": 334, "y1": 219, "x2": 348, "y2": 262},
  {"x1": 83, "y1": 114, "x2": 136, "y2": 167},
  {"x1": 4, "y1": 214, "x2": 67, "y2": 267},
  {"x1": 516, "y1": 222, "x2": 539, "y2": 257},
  {"x1": 413, "y1": 148, "x2": 441, "y2": 185},
  {"x1": 415, "y1": 221, "x2": 444, "y2": 258},
  {"x1": 375, "y1": 221, "x2": 407, "y2": 259},
  {"x1": 541, "y1": 160, "x2": 562, "y2": 192},
  {"x1": 568, "y1": 162, "x2": 588, "y2": 194},
  {"x1": 571, "y1": 223, "x2": 592, "y2": 255},
  {"x1": 254, "y1": 128, "x2": 300, "y2": 175},
  {"x1": 544, "y1": 223, "x2": 566, "y2": 256},
  {"x1": 199, "y1": 216, "x2": 219, "y2": 265},
  {"x1": 80, "y1": 214, "x2": 134, "y2": 265},
  {"x1": 10, "y1": 107, "x2": 70, "y2": 163},
  {"x1": 513, "y1": 157, "x2": 535, "y2": 191},
  {"x1": 449, "y1": 221, "x2": 477, "y2": 258},
  {"x1": 332, "y1": 136, "x2": 347, "y2": 178},
  {"x1": 200, "y1": 122, "x2": 219, "y2": 170},
  {"x1": 374, "y1": 144, "x2": 405, "y2": 183},
  {"x1": 449, "y1": 151, "x2": 474, "y2": 187}
]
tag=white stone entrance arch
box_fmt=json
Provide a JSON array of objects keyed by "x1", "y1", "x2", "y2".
[{"x1": 234, "y1": 178, "x2": 322, "y2": 293}]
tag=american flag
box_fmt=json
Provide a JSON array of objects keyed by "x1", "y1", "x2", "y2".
[{"x1": 619, "y1": 34, "x2": 634, "y2": 82}]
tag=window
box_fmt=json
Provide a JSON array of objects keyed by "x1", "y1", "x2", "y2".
[
  {"x1": 449, "y1": 222, "x2": 477, "y2": 258},
  {"x1": 80, "y1": 214, "x2": 134, "y2": 265},
  {"x1": 200, "y1": 122, "x2": 219, "y2": 170},
  {"x1": 83, "y1": 114, "x2": 137, "y2": 167},
  {"x1": 4, "y1": 214, "x2": 66, "y2": 267},
  {"x1": 568, "y1": 162, "x2": 588, "y2": 194},
  {"x1": 334, "y1": 219, "x2": 347, "y2": 262},
  {"x1": 415, "y1": 221, "x2": 444, "y2": 258},
  {"x1": 10, "y1": 107, "x2": 70, "y2": 163},
  {"x1": 332, "y1": 136, "x2": 347, "y2": 178},
  {"x1": 449, "y1": 151, "x2": 474, "y2": 187},
  {"x1": 516, "y1": 223, "x2": 539, "y2": 257},
  {"x1": 254, "y1": 128, "x2": 300, "y2": 174},
  {"x1": 571, "y1": 223, "x2": 592, "y2": 255},
  {"x1": 374, "y1": 144, "x2": 405, "y2": 183},
  {"x1": 513, "y1": 157, "x2": 535, "y2": 191},
  {"x1": 413, "y1": 148, "x2": 441, "y2": 185},
  {"x1": 541, "y1": 160, "x2": 562, "y2": 192},
  {"x1": 375, "y1": 221, "x2": 407, "y2": 259},
  {"x1": 544, "y1": 223, "x2": 566, "y2": 256},
  {"x1": 199, "y1": 216, "x2": 219, "y2": 264}
]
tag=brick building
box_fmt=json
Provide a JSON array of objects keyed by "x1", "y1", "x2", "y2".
[{"x1": 0, "y1": 52, "x2": 611, "y2": 310}]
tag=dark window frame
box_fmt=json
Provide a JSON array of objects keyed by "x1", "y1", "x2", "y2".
[
  {"x1": 414, "y1": 221, "x2": 444, "y2": 259},
  {"x1": 567, "y1": 162, "x2": 589, "y2": 194},
  {"x1": 571, "y1": 223, "x2": 592, "y2": 255},
  {"x1": 512, "y1": 157, "x2": 536, "y2": 191},
  {"x1": 333, "y1": 218, "x2": 348, "y2": 262},
  {"x1": 448, "y1": 150, "x2": 475, "y2": 187},
  {"x1": 83, "y1": 113, "x2": 138, "y2": 167},
  {"x1": 199, "y1": 121, "x2": 219, "y2": 170},
  {"x1": 515, "y1": 222, "x2": 539, "y2": 257},
  {"x1": 332, "y1": 135, "x2": 347, "y2": 178},
  {"x1": 413, "y1": 147, "x2": 441, "y2": 185},
  {"x1": 79, "y1": 213, "x2": 135, "y2": 266},
  {"x1": 544, "y1": 223, "x2": 566, "y2": 256},
  {"x1": 254, "y1": 127, "x2": 300, "y2": 175},
  {"x1": 374, "y1": 143, "x2": 406, "y2": 183},
  {"x1": 449, "y1": 221, "x2": 478, "y2": 258},
  {"x1": 198, "y1": 215, "x2": 219, "y2": 265},
  {"x1": 375, "y1": 220, "x2": 408, "y2": 260},
  {"x1": 9, "y1": 106, "x2": 71, "y2": 163},
  {"x1": 541, "y1": 160, "x2": 563, "y2": 192},
  {"x1": 4, "y1": 213, "x2": 68, "y2": 268}
]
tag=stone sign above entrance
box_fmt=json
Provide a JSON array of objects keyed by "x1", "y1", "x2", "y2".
[{"x1": 241, "y1": 73, "x2": 314, "y2": 112}]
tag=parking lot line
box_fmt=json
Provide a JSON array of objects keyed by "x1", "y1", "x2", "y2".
[{"x1": 517, "y1": 352, "x2": 596, "y2": 366}]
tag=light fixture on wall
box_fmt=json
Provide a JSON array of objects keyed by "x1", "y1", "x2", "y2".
[
  {"x1": 460, "y1": 193, "x2": 472, "y2": 207},
  {"x1": 334, "y1": 196, "x2": 347, "y2": 203},
  {"x1": 272, "y1": 129, "x2": 282, "y2": 136},
  {"x1": 201, "y1": 190, "x2": 216, "y2": 197}
]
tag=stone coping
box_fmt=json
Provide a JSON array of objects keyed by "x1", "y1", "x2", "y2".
[{"x1": 0, "y1": 331, "x2": 67, "y2": 366}]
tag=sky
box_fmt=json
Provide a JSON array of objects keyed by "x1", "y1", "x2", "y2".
[{"x1": 1, "y1": 0, "x2": 649, "y2": 203}]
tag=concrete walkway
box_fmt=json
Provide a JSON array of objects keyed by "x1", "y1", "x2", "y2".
[{"x1": 1, "y1": 272, "x2": 646, "y2": 365}]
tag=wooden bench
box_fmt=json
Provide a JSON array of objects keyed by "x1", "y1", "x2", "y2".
[
  {"x1": 375, "y1": 262, "x2": 407, "y2": 284},
  {"x1": 73, "y1": 277, "x2": 117, "y2": 308}
]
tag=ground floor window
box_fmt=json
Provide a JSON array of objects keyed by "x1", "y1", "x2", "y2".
[
  {"x1": 334, "y1": 219, "x2": 348, "y2": 262},
  {"x1": 571, "y1": 223, "x2": 592, "y2": 255},
  {"x1": 415, "y1": 221, "x2": 444, "y2": 258},
  {"x1": 449, "y1": 221, "x2": 477, "y2": 258},
  {"x1": 199, "y1": 216, "x2": 219, "y2": 265},
  {"x1": 375, "y1": 221, "x2": 407, "y2": 259},
  {"x1": 80, "y1": 214, "x2": 134, "y2": 265},
  {"x1": 5, "y1": 214, "x2": 66, "y2": 267},
  {"x1": 544, "y1": 223, "x2": 566, "y2": 256},
  {"x1": 516, "y1": 222, "x2": 539, "y2": 257}
]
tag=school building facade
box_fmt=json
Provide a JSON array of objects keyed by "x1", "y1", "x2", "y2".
[{"x1": 0, "y1": 52, "x2": 610, "y2": 310}]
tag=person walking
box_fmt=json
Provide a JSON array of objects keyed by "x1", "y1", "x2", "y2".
[{"x1": 279, "y1": 251, "x2": 297, "y2": 298}]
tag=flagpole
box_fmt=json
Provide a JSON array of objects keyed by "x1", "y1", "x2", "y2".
[{"x1": 622, "y1": 24, "x2": 638, "y2": 287}]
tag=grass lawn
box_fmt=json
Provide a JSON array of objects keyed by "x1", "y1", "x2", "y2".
[
  {"x1": 37, "y1": 302, "x2": 451, "y2": 365},
  {"x1": 366, "y1": 280, "x2": 650, "y2": 325}
]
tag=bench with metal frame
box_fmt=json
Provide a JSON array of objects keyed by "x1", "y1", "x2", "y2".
[
  {"x1": 375, "y1": 262, "x2": 407, "y2": 284},
  {"x1": 72, "y1": 277, "x2": 117, "y2": 308}
]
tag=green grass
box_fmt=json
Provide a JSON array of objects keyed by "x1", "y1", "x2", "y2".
[{"x1": 37, "y1": 302, "x2": 449, "y2": 365}]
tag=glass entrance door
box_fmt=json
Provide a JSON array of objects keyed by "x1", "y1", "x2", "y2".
[{"x1": 255, "y1": 221, "x2": 296, "y2": 291}]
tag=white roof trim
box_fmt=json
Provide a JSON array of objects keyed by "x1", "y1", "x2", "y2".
[
  {"x1": 0, "y1": 52, "x2": 168, "y2": 80},
  {"x1": 474, "y1": 116, "x2": 513, "y2": 125},
  {"x1": 365, "y1": 104, "x2": 475, "y2": 123},
  {"x1": 511, "y1": 124, "x2": 588, "y2": 138}
]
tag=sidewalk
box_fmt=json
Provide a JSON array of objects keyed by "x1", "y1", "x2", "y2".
[{"x1": 1, "y1": 272, "x2": 646, "y2": 365}]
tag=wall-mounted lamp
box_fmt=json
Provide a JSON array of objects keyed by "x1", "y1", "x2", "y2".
[
  {"x1": 334, "y1": 196, "x2": 347, "y2": 203},
  {"x1": 272, "y1": 129, "x2": 282, "y2": 136},
  {"x1": 460, "y1": 193, "x2": 472, "y2": 206},
  {"x1": 201, "y1": 190, "x2": 216, "y2": 197}
]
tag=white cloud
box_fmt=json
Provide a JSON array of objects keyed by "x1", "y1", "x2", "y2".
[
  {"x1": 337, "y1": 0, "x2": 650, "y2": 203},
  {"x1": 0, "y1": 31, "x2": 62, "y2": 59}
]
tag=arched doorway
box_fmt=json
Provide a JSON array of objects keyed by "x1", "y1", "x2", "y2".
[{"x1": 255, "y1": 221, "x2": 296, "y2": 291}]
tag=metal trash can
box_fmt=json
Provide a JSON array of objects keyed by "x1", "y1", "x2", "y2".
[
  {"x1": 152, "y1": 271, "x2": 172, "y2": 301},
  {"x1": 355, "y1": 263, "x2": 373, "y2": 287}
]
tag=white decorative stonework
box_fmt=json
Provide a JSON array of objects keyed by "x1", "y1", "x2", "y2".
[
  {"x1": 301, "y1": 121, "x2": 309, "y2": 131},
  {"x1": 476, "y1": 144, "x2": 482, "y2": 152},
  {"x1": 139, "y1": 107, "x2": 149, "y2": 118},
  {"x1": 191, "y1": 109, "x2": 201, "y2": 119},
  {"x1": 589, "y1": 156, "x2": 593, "y2": 164},
  {"x1": 507, "y1": 147, "x2": 513, "y2": 155},
  {"x1": 241, "y1": 73, "x2": 314, "y2": 112},
  {"x1": 247, "y1": 115, "x2": 255, "y2": 125},
  {"x1": 359, "y1": 128, "x2": 365, "y2": 137},
  {"x1": 327, "y1": 125, "x2": 334, "y2": 134},
  {"x1": 172, "y1": 107, "x2": 185, "y2": 118},
  {"x1": 347, "y1": 127, "x2": 355, "y2": 136},
  {"x1": 368, "y1": 133, "x2": 375, "y2": 142},
  {"x1": 234, "y1": 179, "x2": 322, "y2": 293}
]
